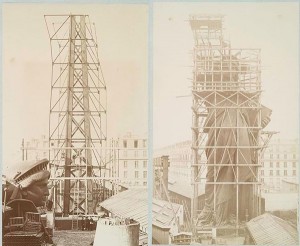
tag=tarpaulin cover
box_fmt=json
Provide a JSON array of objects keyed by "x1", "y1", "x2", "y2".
[{"x1": 198, "y1": 93, "x2": 271, "y2": 226}]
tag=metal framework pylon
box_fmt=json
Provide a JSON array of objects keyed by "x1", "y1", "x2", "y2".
[{"x1": 45, "y1": 14, "x2": 107, "y2": 215}]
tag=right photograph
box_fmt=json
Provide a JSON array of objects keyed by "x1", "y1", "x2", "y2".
[{"x1": 152, "y1": 2, "x2": 299, "y2": 245}]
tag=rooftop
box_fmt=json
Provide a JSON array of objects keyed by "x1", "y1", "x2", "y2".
[
  {"x1": 100, "y1": 188, "x2": 148, "y2": 232},
  {"x1": 168, "y1": 179, "x2": 205, "y2": 199},
  {"x1": 152, "y1": 198, "x2": 182, "y2": 229},
  {"x1": 100, "y1": 188, "x2": 183, "y2": 231},
  {"x1": 246, "y1": 213, "x2": 299, "y2": 245}
]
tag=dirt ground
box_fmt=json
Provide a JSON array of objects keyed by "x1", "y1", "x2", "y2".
[{"x1": 52, "y1": 230, "x2": 95, "y2": 246}]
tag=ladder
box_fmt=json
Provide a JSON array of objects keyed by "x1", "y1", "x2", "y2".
[{"x1": 72, "y1": 177, "x2": 80, "y2": 230}]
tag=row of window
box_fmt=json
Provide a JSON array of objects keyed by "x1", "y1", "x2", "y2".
[
  {"x1": 121, "y1": 180, "x2": 147, "y2": 186},
  {"x1": 123, "y1": 160, "x2": 147, "y2": 168},
  {"x1": 171, "y1": 154, "x2": 191, "y2": 161},
  {"x1": 262, "y1": 162, "x2": 297, "y2": 168},
  {"x1": 262, "y1": 170, "x2": 297, "y2": 176},
  {"x1": 263, "y1": 153, "x2": 297, "y2": 159},
  {"x1": 123, "y1": 170, "x2": 147, "y2": 179},
  {"x1": 122, "y1": 150, "x2": 147, "y2": 157},
  {"x1": 123, "y1": 140, "x2": 147, "y2": 148}
]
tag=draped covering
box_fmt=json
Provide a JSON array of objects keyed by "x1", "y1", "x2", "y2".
[{"x1": 197, "y1": 92, "x2": 271, "y2": 226}]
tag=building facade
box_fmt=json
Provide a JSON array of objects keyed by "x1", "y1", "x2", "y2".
[
  {"x1": 154, "y1": 138, "x2": 299, "y2": 192},
  {"x1": 22, "y1": 132, "x2": 148, "y2": 188},
  {"x1": 260, "y1": 138, "x2": 299, "y2": 193},
  {"x1": 115, "y1": 132, "x2": 148, "y2": 187},
  {"x1": 154, "y1": 140, "x2": 192, "y2": 183}
]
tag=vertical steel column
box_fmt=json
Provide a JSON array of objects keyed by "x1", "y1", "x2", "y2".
[
  {"x1": 64, "y1": 15, "x2": 76, "y2": 216},
  {"x1": 80, "y1": 15, "x2": 94, "y2": 215},
  {"x1": 191, "y1": 94, "x2": 199, "y2": 223}
]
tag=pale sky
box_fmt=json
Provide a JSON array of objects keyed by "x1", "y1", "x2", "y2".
[
  {"x1": 2, "y1": 4, "x2": 148, "y2": 166},
  {"x1": 153, "y1": 2, "x2": 299, "y2": 148},
  {"x1": 2, "y1": 2, "x2": 299, "y2": 169}
]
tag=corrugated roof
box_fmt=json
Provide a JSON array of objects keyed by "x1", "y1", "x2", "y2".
[
  {"x1": 100, "y1": 188, "x2": 182, "y2": 232},
  {"x1": 246, "y1": 213, "x2": 299, "y2": 245},
  {"x1": 100, "y1": 188, "x2": 148, "y2": 232},
  {"x1": 152, "y1": 198, "x2": 182, "y2": 229}
]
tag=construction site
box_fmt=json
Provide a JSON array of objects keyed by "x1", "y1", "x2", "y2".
[
  {"x1": 2, "y1": 6, "x2": 299, "y2": 246},
  {"x1": 2, "y1": 14, "x2": 148, "y2": 246},
  {"x1": 152, "y1": 15, "x2": 298, "y2": 245}
]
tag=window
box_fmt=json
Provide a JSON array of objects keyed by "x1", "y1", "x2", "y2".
[
  {"x1": 270, "y1": 170, "x2": 273, "y2": 176},
  {"x1": 135, "y1": 171, "x2": 139, "y2": 178},
  {"x1": 261, "y1": 162, "x2": 264, "y2": 167},
  {"x1": 284, "y1": 162, "x2": 287, "y2": 168},
  {"x1": 284, "y1": 154, "x2": 287, "y2": 159},
  {"x1": 270, "y1": 162, "x2": 273, "y2": 168},
  {"x1": 293, "y1": 154, "x2": 296, "y2": 159},
  {"x1": 261, "y1": 170, "x2": 264, "y2": 175},
  {"x1": 123, "y1": 140, "x2": 127, "y2": 148},
  {"x1": 134, "y1": 140, "x2": 138, "y2": 148},
  {"x1": 277, "y1": 154, "x2": 280, "y2": 159},
  {"x1": 143, "y1": 161, "x2": 147, "y2": 168},
  {"x1": 276, "y1": 162, "x2": 279, "y2": 168},
  {"x1": 135, "y1": 161, "x2": 138, "y2": 169},
  {"x1": 293, "y1": 170, "x2": 296, "y2": 176},
  {"x1": 276, "y1": 170, "x2": 280, "y2": 176},
  {"x1": 143, "y1": 140, "x2": 147, "y2": 148},
  {"x1": 284, "y1": 170, "x2": 287, "y2": 176},
  {"x1": 124, "y1": 161, "x2": 127, "y2": 168},
  {"x1": 293, "y1": 162, "x2": 296, "y2": 168},
  {"x1": 143, "y1": 182, "x2": 147, "y2": 186},
  {"x1": 143, "y1": 171, "x2": 147, "y2": 179},
  {"x1": 261, "y1": 178, "x2": 264, "y2": 182},
  {"x1": 124, "y1": 171, "x2": 127, "y2": 178},
  {"x1": 270, "y1": 154, "x2": 273, "y2": 159},
  {"x1": 143, "y1": 150, "x2": 147, "y2": 157}
]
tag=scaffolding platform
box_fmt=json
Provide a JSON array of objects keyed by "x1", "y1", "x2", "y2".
[{"x1": 189, "y1": 15, "x2": 273, "y2": 238}]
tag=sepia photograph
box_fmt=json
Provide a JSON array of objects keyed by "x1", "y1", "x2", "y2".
[
  {"x1": 2, "y1": 3, "x2": 148, "y2": 246},
  {"x1": 2, "y1": 1, "x2": 300, "y2": 246},
  {"x1": 153, "y1": 2, "x2": 299, "y2": 245}
]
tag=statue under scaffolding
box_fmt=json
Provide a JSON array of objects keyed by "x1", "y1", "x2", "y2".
[{"x1": 189, "y1": 15, "x2": 272, "y2": 230}]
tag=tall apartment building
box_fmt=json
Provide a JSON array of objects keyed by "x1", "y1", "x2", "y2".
[
  {"x1": 260, "y1": 138, "x2": 299, "y2": 193},
  {"x1": 115, "y1": 132, "x2": 148, "y2": 187},
  {"x1": 155, "y1": 138, "x2": 299, "y2": 194},
  {"x1": 22, "y1": 133, "x2": 148, "y2": 187}
]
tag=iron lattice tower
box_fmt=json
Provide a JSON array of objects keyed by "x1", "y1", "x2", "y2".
[
  {"x1": 189, "y1": 15, "x2": 270, "y2": 232},
  {"x1": 45, "y1": 15, "x2": 107, "y2": 215}
]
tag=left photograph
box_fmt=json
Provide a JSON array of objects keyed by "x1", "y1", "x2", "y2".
[{"x1": 2, "y1": 4, "x2": 148, "y2": 246}]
